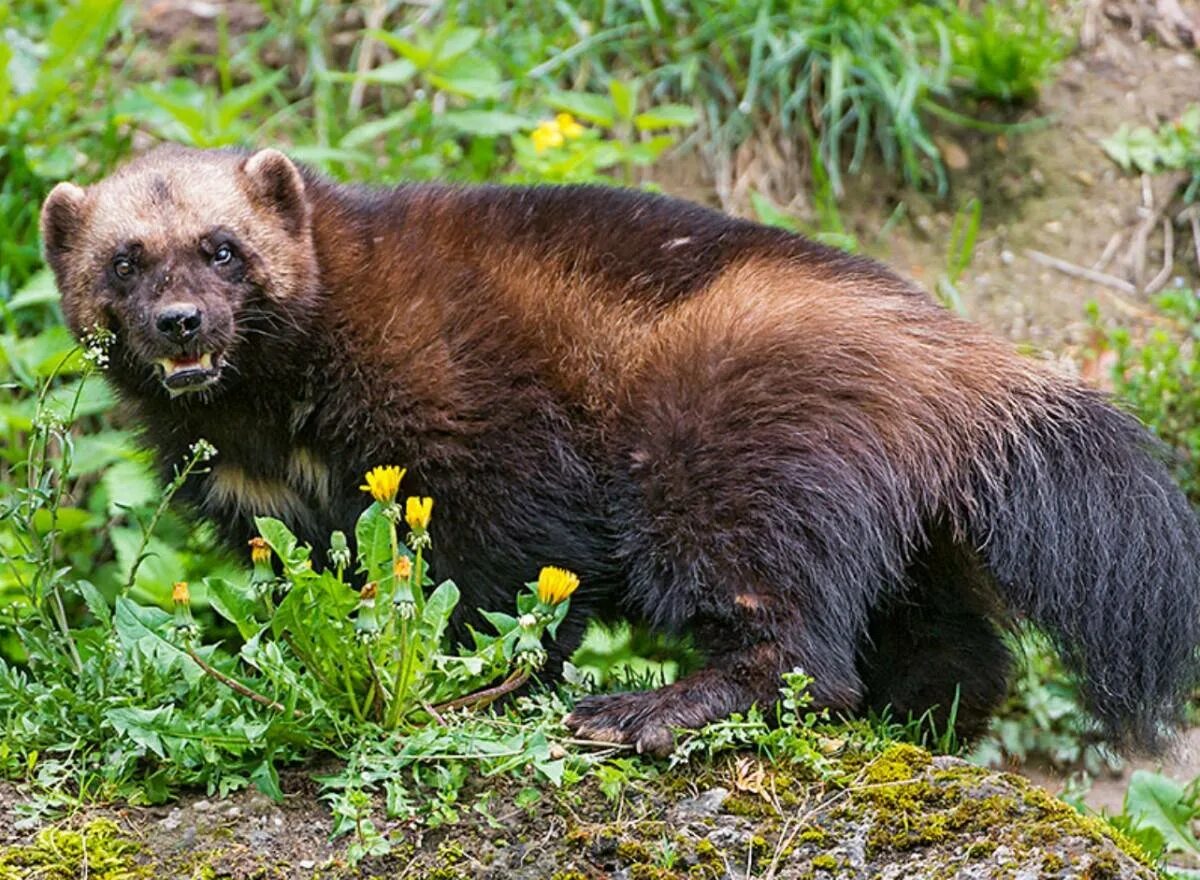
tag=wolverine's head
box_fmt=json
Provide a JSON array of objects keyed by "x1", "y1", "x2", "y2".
[{"x1": 40, "y1": 145, "x2": 319, "y2": 399}]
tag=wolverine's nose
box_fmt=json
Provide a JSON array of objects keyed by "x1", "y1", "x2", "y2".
[{"x1": 155, "y1": 303, "x2": 202, "y2": 344}]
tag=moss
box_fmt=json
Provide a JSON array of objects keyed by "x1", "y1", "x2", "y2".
[
  {"x1": 810, "y1": 853, "x2": 841, "y2": 871},
  {"x1": 630, "y1": 869, "x2": 680, "y2": 880},
  {"x1": 618, "y1": 840, "x2": 653, "y2": 862},
  {"x1": 551, "y1": 872, "x2": 589, "y2": 880},
  {"x1": 693, "y1": 837, "x2": 721, "y2": 863},
  {"x1": 0, "y1": 819, "x2": 149, "y2": 880},
  {"x1": 963, "y1": 839, "x2": 997, "y2": 859},
  {"x1": 861, "y1": 744, "x2": 931, "y2": 784},
  {"x1": 796, "y1": 826, "x2": 832, "y2": 847},
  {"x1": 723, "y1": 793, "x2": 776, "y2": 818},
  {"x1": 1041, "y1": 851, "x2": 1066, "y2": 875}
]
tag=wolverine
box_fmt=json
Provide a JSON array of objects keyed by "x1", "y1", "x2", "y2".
[{"x1": 41, "y1": 145, "x2": 1200, "y2": 755}]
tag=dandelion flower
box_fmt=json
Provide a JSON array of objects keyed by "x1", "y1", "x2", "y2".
[
  {"x1": 360, "y1": 465, "x2": 405, "y2": 503},
  {"x1": 172, "y1": 581, "x2": 190, "y2": 604},
  {"x1": 394, "y1": 556, "x2": 413, "y2": 580},
  {"x1": 537, "y1": 566, "x2": 580, "y2": 605},
  {"x1": 405, "y1": 496, "x2": 433, "y2": 531},
  {"x1": 556, "y1": 112, "x2": 584, "y2": 140},
  {"x1": 531, "y1": 120, "x2": 565, "y2": 153}
]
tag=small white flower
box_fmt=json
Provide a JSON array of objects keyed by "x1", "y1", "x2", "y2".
[{"x1": 189, "y1": 438, "x2": 217, "y2": 462}]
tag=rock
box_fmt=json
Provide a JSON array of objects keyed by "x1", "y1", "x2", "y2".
[
  {"x1": 0, "y1": 747, "x2": 1155, "y2": 879},
  {"x1": 672, "y1": 786, "x2": 730, "y2": 819},
  {"x1": 936, "y1": 137, "x2": 970, "y2": 171}
]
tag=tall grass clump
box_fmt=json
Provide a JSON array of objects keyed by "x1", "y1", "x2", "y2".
[{"x1": 449, "y1": 0, "x2": 1067, "y2": 195}]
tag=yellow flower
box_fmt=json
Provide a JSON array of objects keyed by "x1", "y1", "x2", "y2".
[
  {"x1": 248, "y1": 536, "x2": 271, "y2": 565},
  {"x1": 360, "y1": 465, "x2": 405, "y2": 503},
  {"x1": 394, "y1": 556, "x2": 413, "y2": 580},
  {"x1": 556, "y1": 112, "x2": 584, "y2": 140},
  {"x1": 537, "y1": 566, "x2": 580, "y2": 605},
  {"x1": 531, "y1": 120, "x2": 565, "y2": 153},
  {"x1": 172, "y1": 581, "x2": 190, "y2": 604},
  {"x1": 405, "y1": 496, "x2": 433, "y2": 531}
]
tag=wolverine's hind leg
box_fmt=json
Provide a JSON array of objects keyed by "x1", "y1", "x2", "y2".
[
  {"x1": 567, "y1": 302, "x2": 922, "y2": 754},
  {"x1": 859, "y1": 530, "x2": 1011, "y2": 740}
]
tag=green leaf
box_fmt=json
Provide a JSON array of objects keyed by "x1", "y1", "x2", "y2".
[
  {"x1": 346, "y1": 58, "x2": 417, "y2": 87},
  {"x1": 74, "y1": 579, "x2": 111, "y2": 626},
  {"x1": 535, "y1": 757, "x2": 566, "y2": 786},
  {"x1": 547, "y1": 92, "x2": 614, "y2": 128},
  {"x1": 354, "y1": 503, "x2": 393, "y2": 585},
  {"x1": 106, "y1": 705, "x2": 172, "y2": 758},
  {"x1": 215, "y1": 70, "x2": 287, "y2": 128},
  {"x1": 205, "y1": 577, "x2": 262, "y2": 640},
  {"x1": 71, "y1": 430, "x2": 141, "y2": 477},
  {"x1": 111, "y1": 528, "x2": 186, "y2": 599},
  {"x1": 340, "y1": 108, "x2": 416, "y2": 150},
  {"x1": 1123, "y1": 770, "x2": 1200, "y2": 855},
  {"x1": 5, "y1": 270, "x2": 60, "y2": 312},
  {"x1": 102, "y1": 458, "x2": 159, "y2": 514},
  {"x1": 750, "y1": 191, "x2": 799, "y2": 232},
  {"x1": 433, "y1": 27, "x2": 483, "y2": 63},
  {"x1": 251, "y1": 759, "x2": 284, "y2": 802},
  {"x1": 113, "y1": 597, "x2": 201, "y2": 683},
  {"x1": 609, "y1": 80, "x2": 636, "y2": 124},
  {"x1": 420, "y1": 580, "x2": 460, "y2": 646},
  {"x1": 633, "y1": 104, "x2": 698, "y2": 131},
  {"x1": 255, "y1": 517, "x2": 302, "y2": 566},
  {"x1": 440, "y1": 110, "x2": 528, "y2": 137}
]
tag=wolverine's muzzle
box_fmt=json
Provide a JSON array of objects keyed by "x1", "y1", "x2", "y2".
[{"x1": 152, "y1": 303, "x2": 222, "y2": 395}]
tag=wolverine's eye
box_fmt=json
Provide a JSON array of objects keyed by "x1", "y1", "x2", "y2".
[
  {"x1": 112, "y1": 256, "x2": 135, "y2": 280},
  {"x1": 212, "y1": 244, "x2": 233, "y2": 266}
]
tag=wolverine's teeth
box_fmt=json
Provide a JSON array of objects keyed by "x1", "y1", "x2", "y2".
[{"x1": 157, "y1": 353, "x2": 216, "y2": 377}]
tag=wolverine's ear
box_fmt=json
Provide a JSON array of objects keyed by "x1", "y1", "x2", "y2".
[
  {"x1": 41, "y1": 182, "x2": 87, "y2": 276},
  {"x1": 241, "y1": 148, "x2": 310, "y2": 237}
]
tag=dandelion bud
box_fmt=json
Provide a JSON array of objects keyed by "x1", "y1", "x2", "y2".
[
  {"x1": 356, "y1": 583, "x2": 381, "y2": 641},
  {"x1": 248, "y1": 536, "x2": 271, "y2": 566},
  {"x1": 518, "y1": 613, "x2": 538, "y2": 629},
  {"x1": 393, "y1": 556, "x2": 413, "y2": 580},
  {"x1": 172, "y1": 581, "x2": 196, "y2": 638},
  {"x1": 405, "y1": 496, "x2": 433, "y2": 531},
  {"x1": 329, "y1": 531, "x2": 351, "y2": 572}
]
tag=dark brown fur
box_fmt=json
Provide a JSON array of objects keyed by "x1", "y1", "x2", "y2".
[{"x1": 42, "y1": 145, "x2": 1200, "y2": 755}]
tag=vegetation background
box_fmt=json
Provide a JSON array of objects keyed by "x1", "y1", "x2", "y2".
[{"x1": 2, "y1": 0, "x2": 1200, "y2": 875}]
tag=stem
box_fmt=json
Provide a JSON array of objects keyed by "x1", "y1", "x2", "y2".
[
  {"x1": 341, "y1": 658, "x2": 364, "y2": 723},
  {"x1": 385, "y1": 615, "x2": 411, "y2": 729},
  {"x1": 122, "y1": 446, "x2": 211, "y2": 597},
  {"x1": 433, "y1": 668, "x2": 531, "y2": 714},
  {"x1": 364, "y1": 652, "x2": 388, "y2": 723},
  {"x1": 185, "y1": 645, "x2": 303, "y2": 717}
]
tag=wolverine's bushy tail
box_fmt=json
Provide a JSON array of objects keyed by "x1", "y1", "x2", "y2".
[{"x1": 967, "y1": 387, "x2": 1200, "y2": 749}]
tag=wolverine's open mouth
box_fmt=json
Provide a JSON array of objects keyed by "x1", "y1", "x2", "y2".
[{"x1": 155, "y1": 353, "x2": 221, "y2": 396}]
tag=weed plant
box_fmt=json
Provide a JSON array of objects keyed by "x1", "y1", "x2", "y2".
[{"x1": 1090, "y1": 290, "x2": 1200, "y2": 506}]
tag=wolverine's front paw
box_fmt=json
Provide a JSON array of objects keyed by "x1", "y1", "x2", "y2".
[{"x1": 563, "y1": 692, "x2": 680, "y2": 757}]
